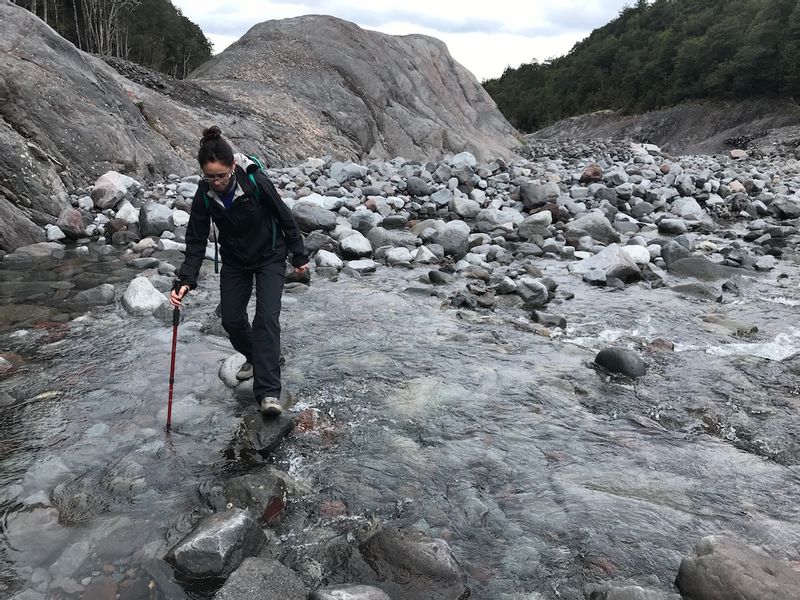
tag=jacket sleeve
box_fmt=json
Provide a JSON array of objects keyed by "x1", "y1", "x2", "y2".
[
  {"x1": 176, "y1": 189, "x2": 211, "y2": 289},
  {"x1": 256, "y1": 171, "x2": 309, "y2": 267}
]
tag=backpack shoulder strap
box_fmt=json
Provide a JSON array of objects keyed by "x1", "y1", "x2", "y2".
[
  {"x1": 248, "y1": 172, "x2": 261, "y2": 200},
  {"x1": 248, "y1": 168, "x2": 278, "y2": 250}
]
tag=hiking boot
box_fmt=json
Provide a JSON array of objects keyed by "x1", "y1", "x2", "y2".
[
  {"x1": 236, "y1": 361, "x2": 253, "y2": 381},
  {"x1": 259, "y1": 397, "x2": 282, "y2": 417}
]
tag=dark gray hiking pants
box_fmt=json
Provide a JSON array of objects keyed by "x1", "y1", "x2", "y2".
[{"x1": 219, "y1": 257, "x2": 285, "y2": 402}]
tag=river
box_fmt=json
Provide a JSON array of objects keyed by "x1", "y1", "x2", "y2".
[{"x1": 2, "y1": 243, "x2": 800, "y2": 599}]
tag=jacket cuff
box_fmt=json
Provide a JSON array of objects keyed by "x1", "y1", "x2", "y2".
[
  {"x1": 174, "y1": 278, "x2": 197, "y2": 291},
  {"x1": 291, "y1": 254, "x2": 309, "y2": 268}
]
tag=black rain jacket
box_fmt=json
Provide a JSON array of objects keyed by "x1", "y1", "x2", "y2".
[{"x1": 176, "y1": 162, "x2": 308, "y2": 288}]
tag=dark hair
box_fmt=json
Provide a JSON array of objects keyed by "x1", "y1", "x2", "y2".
[{"x1": 198, "y1": 126, "x2": 234, "y2": 167}]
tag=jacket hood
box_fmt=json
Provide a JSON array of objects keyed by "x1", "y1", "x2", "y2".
[{"x1": 234, "y1": 153, "x2": 257, "y2": 173}]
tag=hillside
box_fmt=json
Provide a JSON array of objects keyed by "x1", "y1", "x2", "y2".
[
  {"x1": 484, "y1": 0, "x2": 800, "y2": 133},
  {"x1": 528, "y1": 98, "x2": 800, "y2": 157}
]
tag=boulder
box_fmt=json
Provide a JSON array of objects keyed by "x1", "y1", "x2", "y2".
[
  {"x1": 520, "y1": 181, "x2": 560, "y2": 210},
  {"x1": 450, "y1": 197, "x2": 481, "y2": 219},
  {"x1": 315, "y1": 249, "x2": 344, "y2": 269},
  {"x1": 330, "y1": 162, "x2": 368, "y2": 183},
  {"x1": 595, "y1": 347, "x2": 647, "y2": 378},
  {"x1": 166, "y1": 509, "x2": 266, "y2": 580},
  {"x1": 241, "y1": 412, "x2": 295, "y2": 456},
  {"x1": 339, "y1": 231, "x2": 373, "y2": 259},
  {"x1": 139, "y1": 202, "x2": 174, "y2": 237},
  {"x1": 661, "y1": 240, "x2": 691, "y2": 268},
  {"x1": 4, "y1": 241, "x2": 65, "y2": 264},
  {"x1": 91, "y1": 172, "x2": 140, "y2": 210},
  {"x1": 346, "y1": 259, "x2": 379, "y2": 274},
  {"x1": 568, "y1": 244, "x2": 641, "y2": 283},
  {"x1": 565, "y1": 210, "x2": 620, "y2": 245},
  {"x1": 518, "y1": 211, "x2": 552, "y2": 240},
  {"x1": 386, "y1": 247, "x2": 414, "y2": 265},
  {"x1": 121, "y1": 277, "x2": 168, "y2": 317},
  {"x1": 55, "y1": 208, "x2": 86, "y2": 239},
  {"x1": 516, "y1": 277, "x2": 550, "y2": 308},
  {"x1": 69, "y1": 284, "x2": 116, "y2": 308},
  {"x1": 432, "y1": 221, "x2": 470, "y2": 259},
  {"x1": 214, "y1": 558, "x2": 307, "y2": 600},
  {"x1": 405, "y1": 177, "x2": 431, "y2": 197},
  {"x1": 349, "y1": 211, "x2": 382, "y2": 234},
  {"x1": 580, "y1": 163, "x2": 603, "y2": 184},
  {"x1": 668, "y1": 257, "x2": 741, "y2": 281},
  {"x1": 292, "y1": 202, "x2": 338, "y2": 232}
]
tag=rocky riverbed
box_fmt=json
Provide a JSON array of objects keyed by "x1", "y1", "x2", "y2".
[{"x1": 2, "y1": 140, "x2": 800, "y2": 599}]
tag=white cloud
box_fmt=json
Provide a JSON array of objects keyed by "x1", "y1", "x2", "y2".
[{"x1": 174, "y1": 0, "x2": 631, "y2": 80}]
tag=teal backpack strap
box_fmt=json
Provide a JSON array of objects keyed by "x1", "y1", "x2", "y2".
[{"x1": 249, "y1": 171, "x2": 277, "y2": 251}]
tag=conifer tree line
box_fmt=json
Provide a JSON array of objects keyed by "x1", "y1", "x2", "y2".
[
  {"x1": 483, "y1": 0, "x2": 800, "y2": 132},
  {"x1": 11, "y1": 0, "x2": 212, "y2": 78}
]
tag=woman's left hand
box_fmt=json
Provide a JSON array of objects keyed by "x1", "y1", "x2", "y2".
[{"x1": 294, "y1": 262, "x2": 310, "y2": 275}]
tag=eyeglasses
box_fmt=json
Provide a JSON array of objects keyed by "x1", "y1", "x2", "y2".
[{"x1": 201, "y1": 169, "x2": 233, "y2": 182}]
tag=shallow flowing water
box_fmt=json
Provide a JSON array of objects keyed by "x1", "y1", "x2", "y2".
[{"x1": 2, "y1": 247, "x2": 800, "y2": 599}]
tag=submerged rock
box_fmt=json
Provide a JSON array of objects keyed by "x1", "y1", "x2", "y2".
[
  {"x1": 585, "y1": 584, "x2": 681, "y2": 600},
  {"x1": 358, "y1": 528, "x2": 469, "y2": 600},
  {"x1": 311, "y1": 584, "x2": 392, "y2": 600},
  {"x1": 675, "y1": 536, "x2": 800, "y2": 600}
]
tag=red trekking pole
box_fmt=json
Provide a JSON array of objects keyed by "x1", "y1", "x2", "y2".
[{"x1": 166, "y1": 303, "x2": 180, "y2": 432}]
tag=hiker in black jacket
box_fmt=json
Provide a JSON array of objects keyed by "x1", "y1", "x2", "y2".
[{"x1": 170, "y1": 126, "x2": 309, "y2": 416}]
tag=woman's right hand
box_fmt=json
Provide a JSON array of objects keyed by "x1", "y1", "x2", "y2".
[{"x1": 170, "y1": 284, "x2": 190, "y2": 308}]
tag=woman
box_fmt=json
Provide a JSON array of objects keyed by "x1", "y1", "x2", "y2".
[{"x1": 170, "y1": 126, "x2": 309, "y2": 416}]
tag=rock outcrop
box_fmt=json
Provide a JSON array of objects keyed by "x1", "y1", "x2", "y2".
[{"x1": 190, "y1": 15, "x2": 518, "y2": 164}]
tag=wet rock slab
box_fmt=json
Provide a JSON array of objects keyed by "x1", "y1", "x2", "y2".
[
  {"x1": 675, "y1": 536, "x2": 800, "y2": 600},
  {"x1": 165, "y1": 509, "x2": 266, "y2": 579},
  {"x1": 358, "y1": 528, "x2": 470, "y2": 600},
  {"x1": 213, "y1": 558, "x2": 307, "y2": 600}
]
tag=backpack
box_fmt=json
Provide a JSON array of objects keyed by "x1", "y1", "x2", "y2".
[{"x1": 202, "y1": 155, "x2": 278, "y2": 273}]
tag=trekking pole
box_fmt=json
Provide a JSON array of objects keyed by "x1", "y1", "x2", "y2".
[{"x1": 166, "y1": 302, "x2": 180, "y2": 432}]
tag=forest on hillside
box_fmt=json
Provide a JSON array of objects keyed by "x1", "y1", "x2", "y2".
[
  {"x1": 10, "y1": 0, "x2": 212, "y2": 78},
  {"x1": 483, "y1": 0, "x2": 800, "y2": 132}
]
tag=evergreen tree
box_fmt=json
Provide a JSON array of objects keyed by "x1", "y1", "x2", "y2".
[{"x1": 10, "y1": 0, "x2": 212, "y2": 78}]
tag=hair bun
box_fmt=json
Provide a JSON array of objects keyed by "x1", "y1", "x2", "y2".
[{"x1": 201, "y1": 126, "x2": 223, "y2": 143}]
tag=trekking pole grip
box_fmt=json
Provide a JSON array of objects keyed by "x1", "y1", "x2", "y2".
[{"x1": 172, "y1": 306, "x2": 180, "y2": 327}]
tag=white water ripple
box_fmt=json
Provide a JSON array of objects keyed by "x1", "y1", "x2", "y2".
[{"x1": 704, "y1": 329, "x2": 800, "y2": 361}]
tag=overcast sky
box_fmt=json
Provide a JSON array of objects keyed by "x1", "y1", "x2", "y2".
[{"x1": 172, "y1": 0, "x2": 633, "y2": 81}]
